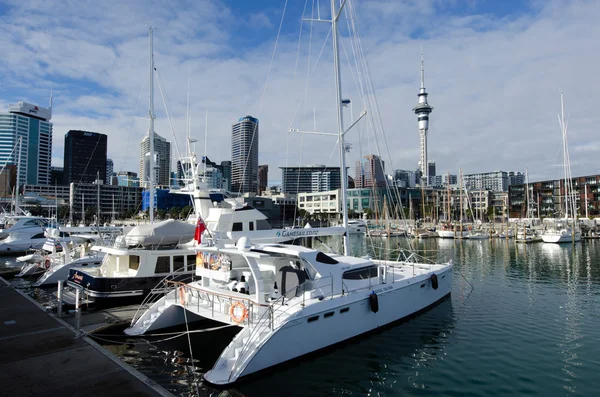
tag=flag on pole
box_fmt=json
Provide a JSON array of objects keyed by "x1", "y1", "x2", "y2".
[{"x1": 194, "y1": 217, "x2": 207, "y2": 243}]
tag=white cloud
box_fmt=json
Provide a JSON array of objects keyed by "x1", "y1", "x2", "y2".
[{"x1": 0, "y1": 0, "x2": 599, "y2": 186}]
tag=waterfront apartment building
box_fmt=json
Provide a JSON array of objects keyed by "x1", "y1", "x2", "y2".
[
  {"x1": 280, "y1": 165, "x2": 342, "y2": 194},
  {"x1": 0, "y1": 101, "x2": 53, "y2": 187},
  {"x1": 64, "y1": 130, "x2": 107, "y2": 185},
  {"x1": 231, "y1": 115, "x2": 259, "y2": 194},
  {"x1": 298, "y1": 189, "x2": 341, "y2": 216},
  {"x1": 140, "y1": 132, "x2": 171, "y2": 187},
  {"x1": 508, "y1": 173, "x2": 600, "y2": 218},
  {"x1": 463, "y1": 171, "x2": 524, "y2": 192},
  {"x1": 355, "y1": 155, "x2": 385, "y2": 188}
]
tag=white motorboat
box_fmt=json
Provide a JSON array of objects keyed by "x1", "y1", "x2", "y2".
[
  {"x1": 124, "y1": 238, "x2": 453, "y2": 386},
  {"x1": 467, "y1": 230, "x2": 490, "y2": 240},
  {"x1": 346, "y1": 219, "x2": 367, "y2": 234},
  {"x1": 0, "y1": 215, "x2": 52, "y2": 240}
]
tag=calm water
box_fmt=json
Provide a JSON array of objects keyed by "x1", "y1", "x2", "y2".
[{"x1": 93, "y1": 236, "x2": 600, "y2": 396}]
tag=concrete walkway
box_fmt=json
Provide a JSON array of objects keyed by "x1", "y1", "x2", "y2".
[{"x1": 0, "y1": 278, "x2": 172, "y2": 397}]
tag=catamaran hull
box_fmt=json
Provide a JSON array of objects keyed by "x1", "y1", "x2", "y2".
[{"x1": 204, "y1": 267, "x2": 453, "y2": 386}]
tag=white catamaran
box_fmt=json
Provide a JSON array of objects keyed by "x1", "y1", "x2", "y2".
[{"x1": 125, "y1": 1, "x2": 453, "y2": 386}]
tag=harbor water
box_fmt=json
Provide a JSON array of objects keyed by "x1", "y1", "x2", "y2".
[{"x1": 89, "y1": 235, "x2": 600, "y2": 396}]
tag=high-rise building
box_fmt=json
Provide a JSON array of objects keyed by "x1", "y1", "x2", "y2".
[
  {"x1": 258, "y1": 165, "x2": 268, "y2": 195},
  {"x1": 106, "y1": 158, "x2": 114, "y2": 184},
  {"x1": 231, "y1": 115, "x2": 259, "y2": 194},
  {"x1": 63, "y1": 130, "x2": 107, "y2": 185},
  {"x1": 139, "y1": 132, "x2": 171, "y2": 187},
  {"x1": 281, "y1": 165, "x2": 342, "y2": 194},
  {"x1": 0, "y1": 101, "x2": 53, "y2": 187},
  {"x1": 355, "y1": 155, "x2": 385, "y2": 188},
  {"x1": 413, "y1": 53, "x2": 433, "y2": 185}
]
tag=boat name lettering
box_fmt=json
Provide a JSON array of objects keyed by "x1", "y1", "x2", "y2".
[{"x1": 277, "y1": 230, "x2": 319, "y2": 238}]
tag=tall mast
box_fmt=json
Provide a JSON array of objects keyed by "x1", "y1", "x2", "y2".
[
  {"x1": 15, "y1": 137, "x2": 22, "y2": 213},
  {"x1": 331, "y1": 0, "x2": 349, "y2": 255},
  {"x1": 148, "y1": 26, "x2": 155, "y2": 224}
]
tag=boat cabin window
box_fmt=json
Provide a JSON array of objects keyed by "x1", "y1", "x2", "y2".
[
  {"x1": 155, "y1": 256, "x2": 171, "y2": 273},
  {"x1": 173, "y1": 256, "x2": 185, "y2": 272},
  {"x1": 342, "y1": 265, "x2": 378, "y2": 280},
  {"x1": 249, "y1": 222, "x2": 254, "y2": 231},
  {"x1": 130, "y1": 255, "x2": 140, "y2": 271},
  {"x1": 257, "y1": 219, "x2": 271, "y2": 230},
  {"x1": 187, "y1": 255, "x2": 196, "y2": 270},
  {"x1": 31, "y1": 232, "x2": 46, "y2": 239},
  {"x1": 24, "y1": 219, "x2": 41, "y2": 226},
  {"x1": 232, "y1": 222, "x2": 243, "y2": 232},
  {"x1": 316, "y1": 252, "x2": 338, "y2": 265}
]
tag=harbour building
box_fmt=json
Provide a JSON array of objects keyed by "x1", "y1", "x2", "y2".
[
  {"x1": 280, "y1": 165, "x2": 342, "y2": 194},
  {"x1": 0, "y1": 101, "x2": 53, "y2": 188},
  {"x1": 139, "y1": 132, "x2": 171, "y2": 187},
  {"x1": 231, "y1": 115, "x2": 259, "y2": 194},
  {"x1": 63, "y1": 130, "x2": 107, "y2": 185}
]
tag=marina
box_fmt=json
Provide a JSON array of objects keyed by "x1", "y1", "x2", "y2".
[
  {"x1": 0, "y1": 0, "x2": 599, "y2": 396},
  {"x1": 5, "y1": 234, "x2": 599, "y2": 396}
]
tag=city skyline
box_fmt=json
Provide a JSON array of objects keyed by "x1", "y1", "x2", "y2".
[{"x1": 0, "y1": 1, "x2": 598, "y2": 185}]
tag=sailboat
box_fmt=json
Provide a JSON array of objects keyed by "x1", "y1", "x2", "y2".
[
  {"x1": 516, "y1": 169, "x2": 542, "y2": 243},
  {"x1": 124, "y1": 1, "x2": 453, "y2": 386},
  {"x1": 541, "y1": 92, "x2": 581, "y2": 243}
]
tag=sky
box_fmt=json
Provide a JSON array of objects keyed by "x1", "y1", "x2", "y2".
[{"x1": 0, "y1": 0, "x2": 598, "y2": 185}]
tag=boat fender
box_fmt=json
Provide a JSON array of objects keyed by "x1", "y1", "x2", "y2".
[
  {"x1": 369, "y1": 291, "x2": 379, "y2": 313},
  {"x1": 431, "y1": 273, "x2": 438, "y2": 290}
]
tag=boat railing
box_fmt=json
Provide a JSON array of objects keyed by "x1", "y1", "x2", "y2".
[
  {"x1": 129, "y1": 267, "x2": 193, "y2": 326},
  {"x1": 230, "y1": 280, "x2": 322, "y2": 381}
]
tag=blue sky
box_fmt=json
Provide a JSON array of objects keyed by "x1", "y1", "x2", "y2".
[{"x1": 0, "y1": 0, "x2": 598, "y2": 184}]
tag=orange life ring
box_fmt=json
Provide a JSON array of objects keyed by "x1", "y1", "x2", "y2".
[
  {"x1": 44, "y1": 259, "x2": 50, "y2": 269},
  {"x1": 179, "y1": 286, "x2": 186, "y2": 305},
  {"x1": 229, "y1": 301, "x2": 248, "y2": 324}
]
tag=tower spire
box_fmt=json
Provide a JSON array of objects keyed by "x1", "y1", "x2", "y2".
[
  {"x1": 420, "y1": 50, "x2": 425, "y2": 90},
  {"x1": 413, "y1": 51, "x2": 433, "y2": 186}
]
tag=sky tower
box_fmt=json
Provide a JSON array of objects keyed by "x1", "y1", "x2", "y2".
[{"x1": 413, "y1": 53, "x2": 433, "y2": 185}]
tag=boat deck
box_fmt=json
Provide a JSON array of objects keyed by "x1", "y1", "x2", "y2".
[{"x1": 0, "y1": 277, "x2": 171, "y2": 397}]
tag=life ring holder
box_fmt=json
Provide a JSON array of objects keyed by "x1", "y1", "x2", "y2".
[
  {"x1": 44, "y1": 258, "x2": 50, "y2": 270},
  {"x1": 229, "y1": 301, "x2": 248, "y2": 324}
]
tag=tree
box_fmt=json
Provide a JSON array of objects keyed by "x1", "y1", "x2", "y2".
[
  {"x1": 364, "y1": 208, "x2": 374, "y2": 219},
  {"x1": 180, "y1": 205, "x2": 194, "y2": 220},
  {"x1": 157, "y1": 209, "x2": 167, "y2": 220},
  {"x1": 168, "y1": 206, "x2": 181, "y2": 219}
]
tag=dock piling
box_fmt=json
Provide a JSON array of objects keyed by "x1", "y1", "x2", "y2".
[{"x1": 57, "y1": 280, "x2": 63, "y2": 317}]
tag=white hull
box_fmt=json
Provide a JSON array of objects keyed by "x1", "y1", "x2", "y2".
[
  {"x1": 205, "y1": 266, "x2": 452, "y2": 385},
  {"x1": 33, "y1": 255, "x2": 104, "y2": 287},
  {"x1": 437, "y1": 230, "x2": 468, "y2": 239},
  {"x1": 541, "y1": 231, "x2": 581, "y2": 243}
]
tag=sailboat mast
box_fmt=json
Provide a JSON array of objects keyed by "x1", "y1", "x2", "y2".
[
  {"x1": 560, "y1": 91, "x2": 568, "y2": 220},
  {"x1": 148, "y1": 26, "x2": 155, "y2": 224},
  {"x1": 331, "y1": 0, "x2": 349, "y2": 255}
]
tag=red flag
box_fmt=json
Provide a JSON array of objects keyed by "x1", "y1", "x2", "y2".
[{"x1": 194, "y1": 217, "x2": 207, "y2": 243}]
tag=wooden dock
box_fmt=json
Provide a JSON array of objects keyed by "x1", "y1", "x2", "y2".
[{"x1": 0, "y1": 277, "x2": 172, "y2": 397}]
